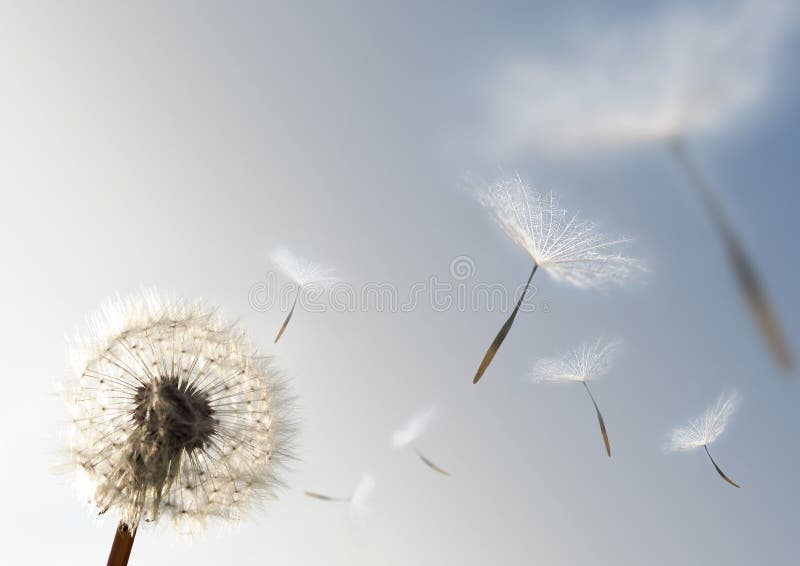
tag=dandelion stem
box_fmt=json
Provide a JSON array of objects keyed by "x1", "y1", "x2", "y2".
[
  {"x1": 667, "y1": 136, "x2": 793, "y2": 373},
  {"x1": 703, "y1": 444, "x2": 740, "y2": 488},
  {"x1": 473, "y1": 263, "x2": 538, "y2": 384},
  {"x1": 106, "y1": 521, "x2": 137, "y2": 566},
  {"x1": 582, "y1": 381, "x2": 611, "y2": 458},
  {"x1": 274, "y1": 286, "x2": 301, "y2": 343}
]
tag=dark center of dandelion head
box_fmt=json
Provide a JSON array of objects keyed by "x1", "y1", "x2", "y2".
[{"x1": 132, "y1": 377, "x2": 215, "y2": 455}]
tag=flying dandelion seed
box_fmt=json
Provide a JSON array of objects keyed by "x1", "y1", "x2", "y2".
[
  {"x1": 304, "y1": 473, "x2": 376, "y2": 527},
  {"x1": 472, "y1": 173, "x2": 641, "y2": 384},
  {"x1": 489, "y1": 0, "x2": 796, "y2": 372},
  {"x1": 66, "y1": 289, "x2": 295, "y2": 565},
  {"x1": 392, "y1": 406, "x2": 450, "y2": 476},
  {"x1": 531, "y1": 338, "x2": 620, "y2": 457},
  {"x1": 667, "y1": 391, "x2": 741, "y2": 488},
  {"x1": 270, "y1": 247, "x2": 339, "y2": 343}
]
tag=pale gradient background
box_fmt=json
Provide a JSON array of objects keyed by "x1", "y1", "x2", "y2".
[{"x1": 1, "y1": 1, "x2": 799, "y2": 565}]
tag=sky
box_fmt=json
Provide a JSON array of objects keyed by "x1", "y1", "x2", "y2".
[{"x1": 0, "y1": 1, "x2": 799, "y2": 564}]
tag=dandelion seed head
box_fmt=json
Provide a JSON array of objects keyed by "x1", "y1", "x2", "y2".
[
  {"x1": 532, "y1": 337, "x2": 621, "y2": 384},
  {"x1": 667, "y1": 391, "x2": 740, "y2": 452},
  {"x1": 271, "y1": 247, "x2": 339, "y2": 287},
  {"x1": 477, "y1": 174, "x2": 642, "y2": 288},
  {"x1": 349, "y1": 473, "x2": 376, "y2": 528},
  {"x1": 66, "y1": 289, "x2": 295, "y2": 533},
  {"x1": 392, "y1": 405, "x2": 437, "y2": 448}
]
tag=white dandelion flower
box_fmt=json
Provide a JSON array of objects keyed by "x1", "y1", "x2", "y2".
[
  {"x1": 304, "y1": 472, "x2": 377, "y2": 528},
  {"x1": 666, "y1": 391, "x2": 741, "y2": 488},
  {"x1": 270, "y1": 247, "x2": 339, "y2": 343},
  {"x1": 488, "y1": 0, "x2": 796, "y2": 372},
  {"x1": 66, "y1": 289, "x2": 295, "y2": 563},
  {"x1": 471, "y1": 173, "x2": 641, "y2": 384},
  {"x1": 392, "y1": 406, "x2": 450, "y2": 476},
  {"x1": 531, "y1": 338, "x2": 621, "y2": 457}
]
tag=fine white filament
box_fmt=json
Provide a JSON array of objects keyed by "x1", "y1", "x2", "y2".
[
  {"x1": 478, "y1": 173, "x2": 641, "y2": 288},
  {"x1": 532, "y1": 338, "x2": 621, "y2": 384},
  {"x1": 271, "y1": 247, "x2": 339, "y2": 288},
  {"x1": 668, "y1": 391, "x2": 740, "y2": 452}
]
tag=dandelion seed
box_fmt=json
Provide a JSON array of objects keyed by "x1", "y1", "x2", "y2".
[
  {"x1": 392, "y1": 406, "x2": 450, "y2": 476},
  {"x1": 304, "y1": 473, "x2": 376, "y2": 528},
  {"x1": 66, "y1": 289, "x2": 295, "y2": 565},
  {"x1": 270, "y1": 247, "x2": 339, "y2": 343},
  {"x1": 531, "y1": 338, "x2": 620, "y2": 457},
  {"x1": 488, "y1": 0, "x2": 796, "y2": 372},
  {"x1": 666, "y1": 391, "x2": 741, "y2": 488},
  {"x1": 472, "y1": 173, "x2": 641, "y2": 384}
]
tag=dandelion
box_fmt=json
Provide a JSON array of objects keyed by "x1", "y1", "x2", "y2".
[
  {"x1": 392, "y1": 406, "x2": 450, "y2": 476},
  {"x1": 270, "y1": 247, "x2": 339, "y2": 343},
  {"x1": 472, "y1": 173, "x2": 640, "y2": 383},
  {"x1": 489, "y1": 0, "x2": 795, "y2": 372},
  {"x1": 666, "y1": 391, "x2": 741, "y2": 488},
  {"x1": 304, "y1": 473, "x2": 376, "y2": 528},
  {"x1": 531, "y1": 338, "x2": 620, "y2": 457},
  {"x1": 66, "y1": 290, "x2": 294, "y2": 565}
]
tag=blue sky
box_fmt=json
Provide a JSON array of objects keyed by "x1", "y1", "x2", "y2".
[{"x1": 0, "y1": 1, "x2": 798, "y2": 564}]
